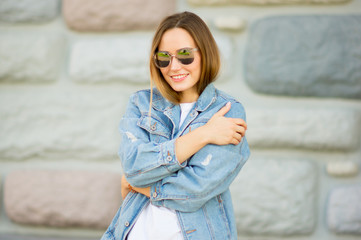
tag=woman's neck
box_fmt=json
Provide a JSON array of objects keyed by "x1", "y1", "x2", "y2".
[{"x1": 179, "y1": 90, "x2": 199, "y2": 103}]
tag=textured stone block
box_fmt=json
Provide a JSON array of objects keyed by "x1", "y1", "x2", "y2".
[
  {"x1": 4, "y1": 170, "x2": 122, "y2": 228},
  {"x1": 327, "y1": 161, "x2": 359, "y2": 177},
  {"x1": 69, "y1": 34, "x2": 233, "y2": 83},
  {"x1": 247, "y1": 108, "x2": 361, "y2": 150},
  {"x1": 0, "y1": 0, "x2": 59, "y2": 23},
  {"x1": 188, "y1": 0, "x2": 350, "y2": 5},
  {"x1": 245, "y1": 15, "x2": 361, "y2": 99},
  {"x1": 69, "y1": 36, "x2": 152, "y2": 84},
  {"x1": 0, "y1": 33, "x2": 63, "y2": 83},
  {"x1": 214, "y1": 35, "x2": 233, "y2": 81},
  {"x1": 328, "y1": 185, "x2": 361, "y2": 234},
  {"x1": 0, "y1": 90, "x2": 126, "y2": 160},
  {"x1": 214, "y1": 16, "x2": 247, "y2": 32},
  {"x1": 0, "y1": 174, "x2": 2, "y2": 215},
  {"x1": 231, "y1": 158, "x2": 317, "y2": 236},
  {"x1": 63, "y1": 0, "x2": 176, "y2": 32}
]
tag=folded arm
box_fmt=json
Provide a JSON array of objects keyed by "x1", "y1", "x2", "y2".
[
  {"x1": 126, "y1": 102, "x2": 249, "y2": 211},
  {"x1": 119, "y1": 94, "x2": 184, "y2": 188}
]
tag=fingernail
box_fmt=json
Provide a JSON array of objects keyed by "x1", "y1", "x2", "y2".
[{"x1": 226, "y1": 102, "x2": 231, "y2": 107}]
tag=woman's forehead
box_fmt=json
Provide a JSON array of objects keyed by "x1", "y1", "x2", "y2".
[{"x1": 158, "y1": 28, "x2": 196, "y2": 52}]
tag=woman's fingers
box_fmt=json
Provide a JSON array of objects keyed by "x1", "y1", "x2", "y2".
[
  {"x1": 230, "y1": 123, "x2": 246, "y2": 145},
  {"x1": 230, "y1": 133, "x2": 243, "y2": 145},
  {"x1": 231, "y1": 138, "x2": 240, "y2": 145},
  {"x1": 232, "y1": 118, "x2": 247, "y2": 129},
  {"x1": 205, "y1": 102, "x2": 248, "y2": 146},
  {"x1": 121, "y1": 175, "x2": 130, "y2": 200},
  {"x1": 214, "y1": 102, "x2": 231, "y2": 117},
  {"x1": 235, "y1": 125, "x2": 246, "y2": 137}
]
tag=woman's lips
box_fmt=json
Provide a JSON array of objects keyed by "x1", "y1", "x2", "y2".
[{"x1": 171, "y1": 74, "x2": 188, "y2": 82}]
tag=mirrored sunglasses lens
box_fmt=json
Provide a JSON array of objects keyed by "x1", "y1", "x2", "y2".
[
  {"x1": 155, "y1": 52, "x2": 170, "y2": 68},
  {"x1": 177, "y1": 48, "x2": 194, "y2": 65}
]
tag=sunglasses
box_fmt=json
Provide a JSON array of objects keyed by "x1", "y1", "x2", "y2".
[{"x1": 153, "y1": 47, "x2": 198, "y2": 68}]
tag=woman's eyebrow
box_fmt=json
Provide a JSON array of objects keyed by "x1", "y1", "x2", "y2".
[{"x1": 158, "y1": 47, "x2": 194, "y2": 52}]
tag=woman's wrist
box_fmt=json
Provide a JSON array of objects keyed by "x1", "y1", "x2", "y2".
[
  {"x1": 175, "y1": 125, "x2": 209, "y2": 164},
  {"x1": 196, "y1": 125, "x2": 211, "y2": 145},
  {"x1": 132, "y1": 186, "x2": 151, "y2": 198}
]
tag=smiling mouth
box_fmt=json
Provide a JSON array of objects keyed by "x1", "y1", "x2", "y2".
[{"x1": 171, "y1": 74, "x2": 188, "y2": 82}]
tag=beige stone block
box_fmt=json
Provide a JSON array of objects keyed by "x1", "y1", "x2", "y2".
[
  {"x1": 327, "y1": 161, "x2": 359, "y2": 177},
  {"x1": 4, "y1": 170, "x2": 122, "y2": 229},
  {"x1": 62, "y1": 0, "x2": 176, "y2": 31},
  {"x1": 214, "y1": 16, "x2": 247, "y2": 31}
]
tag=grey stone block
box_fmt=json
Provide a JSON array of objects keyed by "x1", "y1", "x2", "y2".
[
  {"x1": 231, "y1": 158, "x2": 317, "y2": 236},
  {"x1": 0, "y1": 0, "x2": 59, "y2": 23},
  {"x1": 0, "y1": 33, "x2": 63, "y2": 83},
  {"x1": 4, "y1": 170, "x2": 122, "y2": 229},
  {"x1": 68, "y1": 34, "x2": 233, "y2": 84},
  {"x1": 214, "y1": 34, "x2": 233, "y2": 81},
  {"x1": 0, "y1": 89, "x2": 126, "y2": 160},
  {"x1": 245, "y1": 15, "x2": 361, "y2": 99},
  {"x1": 69, "y1": 36, "x2": 152, "y2": 84},
  {"x1": 328, "y1": 185, "x2": 361, "y2": 234},
  {"x1": 246, "y1": 108, "x2": 361, "y2": 150}
]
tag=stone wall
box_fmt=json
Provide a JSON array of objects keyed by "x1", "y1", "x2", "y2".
[{"x1": 0, "y1": 0, "x2": 361, "y2": 239}]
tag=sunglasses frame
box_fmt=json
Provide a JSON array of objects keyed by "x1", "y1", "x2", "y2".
[{"x1": 153, "y1": 47, "x2": 199, "y2": 68}]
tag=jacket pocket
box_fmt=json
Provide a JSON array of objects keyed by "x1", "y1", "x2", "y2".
[
  {"x1": 137, "y1": 114, "x2": 171, "y2": 140},
  {"x1": 187, "y1": 117, "x2": 209, "y2": 133}
]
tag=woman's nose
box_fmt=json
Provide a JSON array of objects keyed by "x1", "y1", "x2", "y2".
[{"x1": 170, "y1": 55, "x2": 181, "y2": 71}]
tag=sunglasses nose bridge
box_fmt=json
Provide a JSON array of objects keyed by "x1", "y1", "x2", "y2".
[{"x1": 169, "y1": 54, "x2": 182, "y2": 69}]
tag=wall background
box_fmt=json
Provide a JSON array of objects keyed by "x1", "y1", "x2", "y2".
[{"x1": 0, "y1": 0, "x2": 360, "y2": 239}]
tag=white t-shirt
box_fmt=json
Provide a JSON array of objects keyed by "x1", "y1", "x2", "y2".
[{"x1": 127, "y1": 102, "x2": 195, "y2": 240}]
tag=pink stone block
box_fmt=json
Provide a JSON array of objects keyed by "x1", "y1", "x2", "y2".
[
  {"x1": 4, "y1": 170, "x2": 122, "y2": 229},
  {"x1": 62, "y1": 0, "x2": 176, "y2": 32}
]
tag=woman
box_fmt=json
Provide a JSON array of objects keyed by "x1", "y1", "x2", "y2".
[{"x1": 101, "y1": 11, "x2": 250, "y2": 240}]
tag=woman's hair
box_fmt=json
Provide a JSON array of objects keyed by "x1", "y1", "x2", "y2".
[{"x1": 149, "y1": 11, "x2": 220, "y2": 104}]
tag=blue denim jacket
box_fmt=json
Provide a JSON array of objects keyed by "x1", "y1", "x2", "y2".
[{"x1": 101, "y1": 84, "x2": 250, "y2": 240}]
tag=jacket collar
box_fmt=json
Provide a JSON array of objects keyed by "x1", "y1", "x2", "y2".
[{"x1": 152, "y1": 83, "x2": 217, "y2": 112}]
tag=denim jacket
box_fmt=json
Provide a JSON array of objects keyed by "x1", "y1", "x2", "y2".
[{"x1": 101, "y1": 84, "x2": 250, "y2": 240}]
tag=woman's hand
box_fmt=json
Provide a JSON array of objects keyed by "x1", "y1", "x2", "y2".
[
  {"x1": 121, "y1": 175, "x2": 131, "y2": 200},
  {"x1": 175, "y1": 102, "x2": 247, "y2": 164},
  {"x1": 121, "y1": 175, "x2": 151, "y2": 199},
  {"x1": 202, "y1": 102, "x2": 247, "y2": 145}
]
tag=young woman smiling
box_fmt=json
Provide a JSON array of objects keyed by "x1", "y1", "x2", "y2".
[{"x1": 101, "y1": 11, "x2": 250, "y2": 240}]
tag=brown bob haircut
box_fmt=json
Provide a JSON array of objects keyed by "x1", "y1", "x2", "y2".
[{"x1": 149, "y1": 11, "x2": 220, "y2": 104}]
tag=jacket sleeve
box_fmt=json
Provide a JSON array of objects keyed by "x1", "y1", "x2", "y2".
[
  {"x1": 119, "y1": 93, "x2": 186, "y2": 188},
  {"x1": 150, "y1": 102, "x2": 250, "y2": 212}
]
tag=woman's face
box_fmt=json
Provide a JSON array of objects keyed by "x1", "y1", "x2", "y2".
[{"x1": 158, "y1": 28, "x2": 201, "y2": 103}]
